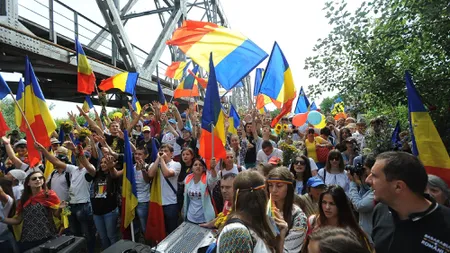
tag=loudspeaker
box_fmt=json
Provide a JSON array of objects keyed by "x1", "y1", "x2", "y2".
[
  {"x1": 24, "y1": 236, "x2": 87, "y2": 253},
  {"x1": 102, "y1": 240, "x2": 153, "y2": 253}
]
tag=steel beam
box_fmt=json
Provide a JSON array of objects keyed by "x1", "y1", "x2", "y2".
[
  {"x1": 96, "y1": 0, "x2": 140, "y2": 71},
  {"x1": 140, "y1": 8, "x2": 182, "y2": 80},
  {"x1": 88, "y1": 0, "x2": 139, "y2": 49},
  {"x1": 122, "y1": 7, "x2": 174, "y2": 20}
]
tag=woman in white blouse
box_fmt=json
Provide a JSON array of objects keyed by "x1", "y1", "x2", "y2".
[{"x1": 317, "y1": 150, "x2": 350, "y2": 193}]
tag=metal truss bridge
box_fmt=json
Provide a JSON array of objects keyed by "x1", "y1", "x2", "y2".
[{"x1": 0, "y1": 0, "x2": 252, "y2": 109}]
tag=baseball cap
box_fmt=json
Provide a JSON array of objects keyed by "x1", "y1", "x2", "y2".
[
  {"x1": 268, "y1": 156, "x2": 281, "y2": 165},
  {"x1": 8, "y1": 169, "x2": 27, "y2": 182},
  {"x1": 50, "y1": 137, "x2": 61, "y2": 145},
  {"x1": 168, "y1": 119, "x2": 177, "y2": 124},
  {"x1": 143, "y1": 126, "x2": 151, "y2": 132},
  {"x1": 56, "y1": 146, "x2": 69, "y2": 156},
  {"x1": 13, "y1": 139, "x2": 27, "y2": 148},
  {"x1": 180, "y1": 112, "x2": 187, "y2": 119},
  {"x1": 182, "y1": 126, "x2": 192, "y2": 133},
  {"x1": 307, "y1": 177, "x2": 326, "y2": 188}
]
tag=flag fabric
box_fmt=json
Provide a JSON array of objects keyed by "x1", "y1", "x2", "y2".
[
  {"x1": 199, "y1": 53, "x2": 227, "y2": 161},
  {"x1": 131, "y1": 94, "x2": 142, "y2": 114},
  {"x1": 167, "y1": 20, "x2": 268, "y2": 90},
  {"x1": 0, "y1": 111, "x2": 9, "y2": 137},
  {"x1": 15, "y1": 78, "x2": 25, "y2": 130},
  {"x1": 330, "y1": 97, "x2": 345, "y2": 116},
  {"x1": 145, "y1": 138, "x2": 166, "y2": 241},
  {"x1": 156, "y1": 79, "x2": 168, "y2": 113},
  {"x1": 253, "y1": 68, "x2": 264, "y2": 97},
  {"x1": 391, "y1": 121, "x2": 402, "y2": 150},
  {"x1": 43, "y1": 149, "x2": 55, "y2": 181},
  {"x1": 165, "y1": 61, "x2": 190, "y2": 80},
  {"x1": 99, "y1": 72, "x2": 138, "y2": 95},
  {"x1": 228, "y1": 104, "x2": 240, "y2": 135},
  {"x1": 0, "y1": 73, "x2": 12, "y2": 99},
  {"x1": 294, "y1": 87, "x2": 311, "y2": 114},
  {"x1": 405, "y1": 71, "x2": 450, "y2": 184},
  {"x1": 121, "y1": 130, "x2": 138, "y2": 231},
  {"x1": 20, "y1": 57, "x2": 57, "y2": 167},
  {"x1": 174, "y1": 65, "x2": 200, "y2": 99},
  {"x1": 189, "y1": 70, "x2": 208, "y2": 89},
  {"x1": 256, "y1": 94, "x2": 282, "y2": 109},
  {"x1": 82, "y1": 96, "x2": 94, "y2": 113},
  {"x1": 76, "y1": 38, "x2": 96, "y2": 94},
  {"x1": 259, "y1": 42, "x2": 296, "y2": 127},
  {"x1": 310, "y1": 101, "x2": 317, "y2": 111},
  {"x1": 235, "y1": 81, "x2": 244, "y2": 88}
]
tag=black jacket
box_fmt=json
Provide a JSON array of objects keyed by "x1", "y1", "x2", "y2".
[{"x1": 372, "y1": 196, "x2": 450, "y2": 253}]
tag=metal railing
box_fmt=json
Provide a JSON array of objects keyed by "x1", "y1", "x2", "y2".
[{"x1": 17, "y1": 0, "x2": 169, "y2": 80}]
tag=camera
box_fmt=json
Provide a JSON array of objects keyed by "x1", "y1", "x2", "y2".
[
  {"x1": 159, "y1": 152, "x2": 164, "y2": 156},
  {"x1": 346, "y1": 163, "x2": 364, "y2": 176}
]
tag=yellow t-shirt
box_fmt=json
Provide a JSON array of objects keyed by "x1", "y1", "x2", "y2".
[{"x1": 305, "y1": 136, "x2": 327, "y2": 162}]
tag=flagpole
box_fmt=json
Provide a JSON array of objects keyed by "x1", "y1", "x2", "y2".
[
  {"x1": 130, "y1": 220, "x2": 135, "y2": 242},
  {"x1": 7, "y1": 88, "x2": 37, "y2": 142}
]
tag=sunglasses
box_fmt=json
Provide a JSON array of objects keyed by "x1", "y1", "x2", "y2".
[
  {"x1": 30, "y1": 176, "x2": 44, "y2": 181},
  {"x1": 330, "y1": 157, "x2": 340, "y2": 161},
  {"x1": 295, "y1": 160, "x2": 306, "y2": 165}
]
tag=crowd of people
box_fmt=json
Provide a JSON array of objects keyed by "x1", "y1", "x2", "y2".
[{"x1": 0, "y1": 100, "x2": 448, "y2": 253}]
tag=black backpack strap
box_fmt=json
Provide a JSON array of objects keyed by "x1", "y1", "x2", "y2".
[
  {"x1": 163, "y1": 176, "x2": 177, "y2": 196},
  {"x1": 47, "y1": 170, "x2": 57, "y2": 189},
  {"x1": 65, "y1": 171, "x2": 71, "y2": 188}
]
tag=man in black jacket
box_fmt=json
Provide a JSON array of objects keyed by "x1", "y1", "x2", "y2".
[{"x1": 366, "y1": 151, "x2": 450, "y2": 253}]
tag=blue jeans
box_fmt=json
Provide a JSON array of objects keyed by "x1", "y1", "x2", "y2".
[
  {"x1": 68, "y1": 203, "x2": 96, "y2": 253},
  {"x1": 163, "y1": 204, "x2": 179, "y2": 235},
  {"x1": 0, "y1": 229, "x2": 19, "y2": 253},
  {"x1": 93, "y1": 208, "x2": 119, "y2": 249},
  {"x1": 135, "y1": 202, "x2": 149, "y2": 234}
]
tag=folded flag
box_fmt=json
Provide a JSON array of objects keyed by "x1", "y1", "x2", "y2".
[
  {"x1": 259, "y1": 42, "x2": 296, "y2": 127},
  {"x1": 253, "y1": 68, "x2": 264, "y2": 97},
  {"x1": 228, "y1": 104, "x2": 240, "y2": 135},
  {"x1": 174, "y1": 65, "x2": 200, "y2": 99},
  {"x1": 199, "y1": 53, "x2": 227, "y2": 161},
  {"x1": 405, "y1": 71, "x2": 450, "y2": 184},
  {"x1": 75, "y1": 38, "x2": 96, "y2": 94},
  {"x1": 121, "y1": 130, "x2": 138, "y2": 231},
  {"x1": 131, "y1": 94, "x2": 142, "y2": 114},
  {"x1": 167, "y1": 20, "x2": 268, "y2": 90},
  {"x1": 82, "y1": 96, "x2": 94, "y2": 113},
  {"x1": 294, "y1": 87, "x2": 311, "y2": 114},
  {"x1": 99, "y1": 72, "x2": 138, "y2": 95},
  {"x1": 157, "y1": 79, "x2": 168, "y2": 113},
  {"x1": 165, "y1": 61, "x2": 190, "y2": 80}
]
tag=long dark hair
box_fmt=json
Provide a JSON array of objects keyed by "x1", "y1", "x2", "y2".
[
  {"x1": 0, "y1": 178, "x2": 16, "y2": 217},
  {"x1": 289, "y1": 155, "x2": 312, "y2": 194},
  {"x1": 267, "y1": 167, "x2": 295, "y2": 230},
  {"x1": 228, "y1": 170, "x2": 274, "y2": 248},
  {"x1": 95, "y1": 157, "x2": 118, "y2": 196},
  {"x1": 20, "y1": 171, "x2": 47, "y2": 211},
  {"x1": 302, "y1": 227, "x2": 372, "y2": 253},
  {"x1": 318, "y1": 185, "x2": 371, "y2": 247},
  {"x1": 325, "y1": 150, "x2": 345, "y2": 173}
]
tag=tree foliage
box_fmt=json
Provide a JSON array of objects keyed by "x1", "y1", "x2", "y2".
[
  {"x1": 319, "y1": 97, "x2": 335, "y2": 114},
  {"x1": 305, "y1": 0, "x2": 450, "y2": 150}
]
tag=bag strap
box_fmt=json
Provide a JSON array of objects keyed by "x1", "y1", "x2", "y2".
[{"x1": 163, "y1": 176, "x2": 177, "y2": 196}]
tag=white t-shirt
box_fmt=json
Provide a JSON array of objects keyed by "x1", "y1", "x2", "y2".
[
  {"x1": 150, "y1": 160, "x2": 181, "y2": 206},
  {"x1": 256, "y1": 148, "x2": 283, "y2": 164},
  {"x1": 135, "y1": 166, "x2": 150, "y2": 203},
  {"x1": 309, "y1": 158, "x2": 319, "y2": 171},
  {"x1": 66, "y1": 164, "x2": 91, "y2": 204},
  {"x1": 13, "y1": 184, "x2": 24, "y2": 201},
  {"x1": 161, "y1": 131, "x2": 182, "y2": 156},
  {"x1": 49, "y1": 171, "x2": 70, "y2": 201},
  {"x1": 187, "y1": 181, "x2": 205, "y2": 223},
  {"x1": 19, "y1": 163, "x2": 41, "y2": 176},
  {"x1": 0, "y1": 195, "x2": 13, "y2": 237},
  {"x1": 216, "y1": 164, "x2": 246, "y2": 177}
]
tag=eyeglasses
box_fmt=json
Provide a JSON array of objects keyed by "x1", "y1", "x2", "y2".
[
  {"x1": 330, "y1": 157, "x2": 340, "y2": 161},
  {"x1": 295, "y1": 160, "x2": 306, "y2": 165},
  {"x1": 30, "y1": 176, "x2": 44, "y2": 181}
]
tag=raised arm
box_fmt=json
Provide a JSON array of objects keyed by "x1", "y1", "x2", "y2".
[
  {"x1": 76, "y1": 105, "x2": 104, "y2": 138},
  {"x1": 1, "y1": 136, "x2": 25, "y2": 169},
  {"x1": 34, "y1": 142, "x2": 67, "y2": 169}
]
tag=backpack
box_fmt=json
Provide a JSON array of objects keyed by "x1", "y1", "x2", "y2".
[
  {"x1": 205, "y1": 218, "x2": 255, "y2": 253},
  {"x1": 47, "y1": 170, "x2": 71, "y2": 189}
]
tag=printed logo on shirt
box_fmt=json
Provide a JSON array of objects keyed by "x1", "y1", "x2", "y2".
[
  {"x1": 421, "y1": 234, "x2": 450, "y2": 253},
  {"x1": 188, "y1": 188, "x2": 202, "y2": 200},
  {"x1": 95, "y1": 181, "x2": 108, "y2": 199}
]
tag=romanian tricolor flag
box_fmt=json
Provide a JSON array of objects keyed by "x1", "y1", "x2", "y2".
[
  {"x1": 76, "y1": 38, "x2": 96, "y2": 94},
  {"x1": 294, "y1": 87, "x2": 311, "y2": 114},
  {"x1": 82, "y1": 95, "x2": 94, "y2": 113},
  {"x1": 256, "y1": 94, "x2": 282, "y2": 109},
  {"x1": 99, "y1": 72, "x2": 138, "y2": 95},
  {"x1": 121, "y1": 130, "x2": 138, "y2": 231},
  {"x1": 259, "y1": 42, "x2": 296, "y2": 127},
  {"x1": 157, "y1": 79, "x2": 168, "y2": 113},
  {"x1": 253, "y1": 68, "x2": 264, "y2": 97},
  {"x1": 405, "y1": 71, "x2": 450, "y2": 184},
  {"x1": 17, "y1": 57, "x2": 57, "y2": 167},
  {"x1": 0, "y1": 74, "x2": 11, "y2": 136},
  {"x1": 145, "y1": 138, "x2": 166, "y2": 242},
  {"x1": 165, "y1": 61, "x2": 190, "y2": 80},
  {"x1": 199, "y1": 53, "x2": 227, "y2": 161},
  {"x1": 189, "y1": 69, "x2": 208, "y2": 89},
  {"x1": 174, "y1": 65, "x2": 200, "y2": 99},
  {"x1": 167, "y1": 20, "x2": 268, "y2": 91},
  {"x1": 228, "y1": 104, "x2": 240, "y2": 135},
  {"x1": 131, "y1": 94, "x2": 142, "y2": 114}
]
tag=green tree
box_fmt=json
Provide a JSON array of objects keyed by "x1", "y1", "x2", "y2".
[
  {"x1": 0, "y1": 98, "x2": 20, "y2": 135},
  {"x1": 305, "y1": 0, "x2": 450, "y2": 151},
  {"x1": 319, "y1": 97, "x2": 335, "y2": 114}
]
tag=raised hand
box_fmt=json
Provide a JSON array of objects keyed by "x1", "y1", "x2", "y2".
[
  {"x1": 34, "y1": 142, "x2": 46, "y2": 152},
  {"x1": 63, "y1": 141, "x2": 76, "y2": 151},
  {"x1": 1, "y1": 136, "x2": 10, "y2": 145},
  {"x1": 67, "y1": 111, "x2": 77, "y2": 123}
]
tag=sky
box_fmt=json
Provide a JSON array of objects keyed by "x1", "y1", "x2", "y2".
[{"x1": 4, "y1": 0, "x2": 361, "y2": 118}]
